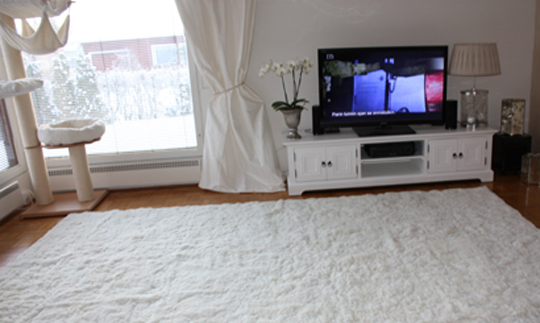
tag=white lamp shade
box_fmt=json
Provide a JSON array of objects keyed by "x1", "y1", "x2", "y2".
[{"x1": 449, "y1": 43, "x2": 501, "y2": 76}]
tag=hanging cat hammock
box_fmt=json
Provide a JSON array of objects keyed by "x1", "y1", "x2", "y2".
[
  {"x1": 0, "y1": 0, "x2": 70, "y2": 18},
  {"x1": 0, "y1": 0, "x2": 71, "y2": 55}
]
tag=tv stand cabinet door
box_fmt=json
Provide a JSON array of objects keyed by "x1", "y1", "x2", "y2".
[
  {"x1": 326, "y1": 145, "x2": 358, "y2": 181},
  {"x1": 427, "y1": 137, "x2": 488, "y2": 173},
  {"x1": 294, "y1": 147, "x2": 327, "y2": 182},
  {"x1": 427, "y1": 139, "x2": 458, "y2": 173},
  {"x1": 293, "y1": 145, "x2": 358, "y2": 182},
  {"x1": 457, "y1": 137, "x2": 487, "y2": 171}
]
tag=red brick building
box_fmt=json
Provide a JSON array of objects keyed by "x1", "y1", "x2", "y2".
[{"x1": 81, "y1": 36, "x2": 186, "y2": 71}]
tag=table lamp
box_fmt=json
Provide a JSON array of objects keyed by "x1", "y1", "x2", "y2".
[{"x1": 449, "y1": 43, "x2": 501, "y2": 129}]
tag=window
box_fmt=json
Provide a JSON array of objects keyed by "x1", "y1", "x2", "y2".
[
  {"x1": 0, "y1": 99, "x2": 18, "y2": 174},
  {"x1": 22, "y1": 0, "x2": 200, "y2": 160},
  {"x1": 152, "y1": 43, "x2": 179, "y2": 66}
]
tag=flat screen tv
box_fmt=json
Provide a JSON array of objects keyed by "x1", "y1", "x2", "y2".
[{"x1": 317, "y1": 45, "x2": 448, "y2": 136}]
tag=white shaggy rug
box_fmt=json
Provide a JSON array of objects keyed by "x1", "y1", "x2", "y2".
[{"x1": 1, "y1": 187, "x2": 540, "y2": 322}]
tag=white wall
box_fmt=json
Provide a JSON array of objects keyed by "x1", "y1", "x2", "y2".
[{"x1": 247, "y1": 0, "x2": 537, "y2": 170}]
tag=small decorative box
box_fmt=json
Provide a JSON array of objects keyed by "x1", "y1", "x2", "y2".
[
  {"x1": 500, "y1": 98, "x2": 525, "y2": 136},
  {"x1": 521, "y1": 153, "x2": 540, "y2": 185}
]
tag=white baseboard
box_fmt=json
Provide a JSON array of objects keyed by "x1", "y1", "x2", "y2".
[{"x1": 48, "y1": 158, "x2": 201, "y2": 191}]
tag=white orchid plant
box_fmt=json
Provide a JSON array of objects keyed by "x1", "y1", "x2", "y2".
[{"x1": 259, "y1": 57, "x2": 313, "y2": 111}]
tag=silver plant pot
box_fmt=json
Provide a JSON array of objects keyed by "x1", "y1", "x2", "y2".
[{"x1": 281, "y1": 108, "x2": 303, "y2": 139}]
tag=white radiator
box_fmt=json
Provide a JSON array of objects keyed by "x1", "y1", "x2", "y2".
[
  {"x1": 0, "y1": 181, "x2": 23, "y2": 220},
  {"x1": 48, "y1": 158, "x2": 201, "y2": 191}
]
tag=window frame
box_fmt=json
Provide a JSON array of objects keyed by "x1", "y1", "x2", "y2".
[
  {"x1": 39, "y1": 29, "x2": 206, "y2": 170},
  {"x1": 0, "y1": 97, "x2": 27, "y2": 186},
  {"x1": 16, "y1": 1, "x2": 208, "y2": 183},
  {"x1": 151, "y1": 43, "x2": 179, "y2": 67},
  {"x1": 43, "y1": 56, "x2": 205, "y2": 169}
]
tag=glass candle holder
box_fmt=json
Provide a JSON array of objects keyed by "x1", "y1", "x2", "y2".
[{"x1": 460, "y1": 89, "x2": 488, "y2": 129}]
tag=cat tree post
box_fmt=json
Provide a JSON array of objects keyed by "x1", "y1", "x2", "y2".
[
  {"x1": 68, "y1": 144, "x2": 94, "y2": 202},
  {"x1": 0, "y1": 13, "x2": 53, "y2": 206}
]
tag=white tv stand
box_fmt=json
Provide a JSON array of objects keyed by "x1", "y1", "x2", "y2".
[{"x1": 283, "y1": 125, "x2": 497, "y2": 196}]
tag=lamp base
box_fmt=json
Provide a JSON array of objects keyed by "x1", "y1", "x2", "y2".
[{"x1": 460, "y1": 89, "x2": 489, "y2": 128}]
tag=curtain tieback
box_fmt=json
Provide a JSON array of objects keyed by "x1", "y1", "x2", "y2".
[{"x1": 215, "y1": 82, "x2": 245, "y2": 95}]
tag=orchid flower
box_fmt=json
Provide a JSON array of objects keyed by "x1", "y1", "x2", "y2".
[{"x1": 259, "y1": 57, "x2": 312, "y2": 111}]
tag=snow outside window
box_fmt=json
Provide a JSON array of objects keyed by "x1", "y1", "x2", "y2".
[{"x1": 22, "y1": 0, "x2": 199, "y2": 159}]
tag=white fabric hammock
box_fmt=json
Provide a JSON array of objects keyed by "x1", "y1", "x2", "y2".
[
  {"x1": 0, "y1": 0, "x2": 70, "y2": 54},
  {"x1": 0, "y1": 10, "x2": 69, "y2": 55},
  {"x1": 0, "y1": 0, "x2": 70, "y2": 18}
]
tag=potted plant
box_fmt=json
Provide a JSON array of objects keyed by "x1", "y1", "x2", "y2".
[{"x1": 259, "y1": 57, "x2": 313, "y2": 139}]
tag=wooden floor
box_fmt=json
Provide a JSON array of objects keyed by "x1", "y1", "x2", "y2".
[{"x1": 1, "y1": 173, "x2": 539, "y2": 267}]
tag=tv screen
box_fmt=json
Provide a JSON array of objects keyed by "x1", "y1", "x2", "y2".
[{"x1": 317, "y1": 46, "x2": 448, "y2": 136}]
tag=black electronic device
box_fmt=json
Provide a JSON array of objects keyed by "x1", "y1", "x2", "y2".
[
  {"x1": 312, "y1": 105, "x2": 324, "y2": 135},
  {"x1": 444, "y1": 100, "x2": 458, "y2": 129},
  {"x1": 317, "y1": 45, "x2": 448, "y2": 137},
  {"x1": 364, "y1": 142, "x2": 416, "y2": 158}
]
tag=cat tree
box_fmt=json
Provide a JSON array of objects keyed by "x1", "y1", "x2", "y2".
[{"x1": 0, "y1": 1, "x2": 107, "y2": 217}]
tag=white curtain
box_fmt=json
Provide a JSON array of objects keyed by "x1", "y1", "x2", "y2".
[{"x1": 175, "y1": 0, "x2": 285, "y2": 193}]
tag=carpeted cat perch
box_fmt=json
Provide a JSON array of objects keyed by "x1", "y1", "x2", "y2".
[{"x1": 38, "y1": 119, "x2": 106, "y2": 203}]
